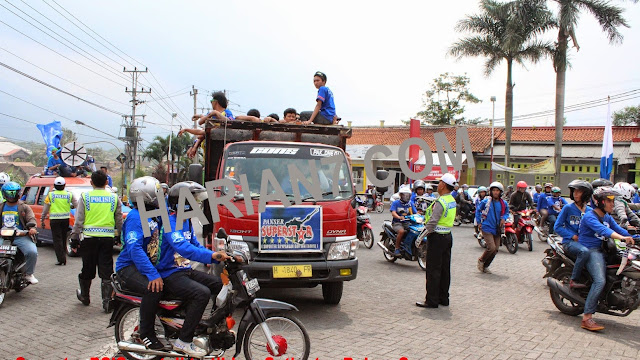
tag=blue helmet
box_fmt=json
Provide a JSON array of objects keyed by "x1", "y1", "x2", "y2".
[
  {"x1": 1, "y1": 181, "x2": 22, "y2": 202},
  {"x1": 478, "y1": 186, "x2": 488, "y2": 193}
]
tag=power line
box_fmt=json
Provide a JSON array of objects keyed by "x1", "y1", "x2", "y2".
[
  {"x1": 0, "y1": 61, "x2": 125, "y2": 115},
  {"x1": 144, "y1": 91, "x2": 189, "y2": 103},
  {"x1": 144, "y1": 73, "x2": 190, "y2": 123}
]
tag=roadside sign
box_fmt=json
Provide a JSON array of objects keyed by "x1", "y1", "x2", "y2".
[{"x1": 116, "y1": 153, "x2": 127, "y2": 164}]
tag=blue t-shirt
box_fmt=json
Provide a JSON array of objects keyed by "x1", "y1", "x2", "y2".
[
  {"x1": 317, "y1": 86, "x2": 336, "y2": 121},
  {"x1": 107, "y1": 175, "x2": 113, "y2": 188},
  {"x1": 451, "y1": 190, "x2": 458, "y2": 199},
  {"x1": 633, "y1": 193, "x2": 640, "y2": 204},
  {"x1": 532, "y1": 192, "x2": 543, "y2": 204},
  {"x1": 207, "y1": 109, "x2": 235, "y2": 121},
  {"x1": 579, "y1": 210, "x2": 630, "y2": 249},
  {"x1": 537, "y1": 193, "x2": 550, "y2": 212},
  {"x1": 1, "y1": 203, "x2": 22, "y2": 230},
  {"x1": 554, "y1": 203, "x2": 592, "y2": 244},
  {"x1": 47, "y1": 156, "x2": 64, "y2": 170},
  {"x1": 543, "y1": 196, "x2": 567, "y2": 216},
  {"x1": 390, "y1": 199, "x2": 416, "y2": 223},
  {"x1": 115, "y1": 209, "x2": 162, "y2": 281},
  {"x1": 156, "y1": 214, "x2": 216, "y2": 279}
]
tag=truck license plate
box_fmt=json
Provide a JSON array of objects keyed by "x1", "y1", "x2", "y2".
[{"x1": 272, "y1": 265, "x2": 312, "y2": 278}]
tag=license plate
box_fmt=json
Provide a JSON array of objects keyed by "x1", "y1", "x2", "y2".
[
  {"x1": 244, "y1": 278, "x2": 260, "y2": 295},
  {"x1": 0, "y1": 245, "x2": 17, "y2": 255},
  {"x1": 272, "y1": 265, "x2": 312, "y2": 278}
]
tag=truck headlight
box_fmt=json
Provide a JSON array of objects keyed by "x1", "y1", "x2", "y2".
[
  {"x1": 228, "y1": 240, "x2": 250, "y2": 260},
  {"x1": 327, "y1": 239, "x2": 358, "y2": 260}
]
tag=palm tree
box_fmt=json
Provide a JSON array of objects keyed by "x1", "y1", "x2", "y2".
[
  {"x1": 142, "y1": 135, "x2": 169, "y2": 165},
  {"x1": 550, "y1": 0, "x2": 633, "y2": 179},
  {"x1": 449, "y1": 0, "x2": 555, "y2": 171},
  {"x1": 143, "y1": 133, "x2": 193, "y2": 184}
]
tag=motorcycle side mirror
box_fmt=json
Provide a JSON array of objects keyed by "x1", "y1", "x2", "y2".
[
  {"x1": 26, "y1": 222, "x2": 37, "y2": 229},
  {"x1": 216, "y1": 228, "x2": 228, "y2": 240},
  {"x1": 350, "y1": 196, "x2": 357, "y2": 209}
]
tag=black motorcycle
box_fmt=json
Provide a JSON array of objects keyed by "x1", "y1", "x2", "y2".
[
  {"x1": 544, "y1": 236, "x2": 640, "y2": 317},
  {"x1": 454, "y1": 203, "x2": 475, "y2": 226},
  {"x1": 0, "y1": 223, "x2": 36, "y2": 307},
  {"x1": 110, "y1": 228, "x2": 310, "y2": 360}
]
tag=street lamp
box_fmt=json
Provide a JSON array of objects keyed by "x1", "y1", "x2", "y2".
[{"x1": 489, "y1": 96, "x2": 496, "y2": 183}]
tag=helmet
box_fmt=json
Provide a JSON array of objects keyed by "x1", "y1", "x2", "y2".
[
  {"x1": 544, "y1": 183, "x2": 553, "y2": 188},
  {"x1": 462, "y1": 184, "x2": 469, "y2": 189},
  {"x1": 613, "y1": 182, "x2": 635, "y2": 202},
  {"x1": 489, "y1": 181, "x2": 504, "y2": 194},
  {"x1": 168, "y1": 181, "x2": 208, "y2": 211},
  {"x1": 0, "y1": 172, "x2": 9, "y2": 185},
  {"x1": 477, "y1": 186, "x2": 488, "y2": 195},
  {"x1": 507, "y1": 185, "x2": 514, "y2": 190},
  {"x1": 535, "y1": 184, "x2": 542, "y2": 190},
  {"x1": 129, "y1": 176, "x2": 161, "y2": 208},
  {"x1": 440, "y1": 173, "x2": 458, "y2": 187},
  {"x1": 413, "y1": 180, "x2": 426, "y2": 192},
  {"x1": 592, "y1": 186, "x2": 619, "y2": 211},
  {"x1": 551, "y1": 187, "x2": 561, "y2": 194},
  {"x1": 517, "y1": 181, "x2": 527, "y2": 189},
  {"x1": 160, "y1": 183, "x2": 169, "y2": 190},
  {"x1": 568, "y1": 180, "x2": 593, "y2": 203},
  {"x1": 1, "y1": 181, "x2": 22, "y2": 203},
  {"x1": 591, "y1": 178, "x2": 613, "y2": 190},
  {"x1": 398, "y1": 185, "x2": 412, "y2": 202},
  {"x1": 632, "y1": 183, "x2": 639, "y2": 191}
]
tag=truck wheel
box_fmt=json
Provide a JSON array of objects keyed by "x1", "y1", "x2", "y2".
[{"x1": 322, "y1": 282, "x2": 343, "y2": 304}]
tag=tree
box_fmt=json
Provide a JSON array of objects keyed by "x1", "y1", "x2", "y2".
[
  {"x1": 61, "y1": 127, "x2": 77, "y2": 145},
  {"x1": 142, "y1": 133, "x2": 193, "y2": 184},
  {"x1": 449, "y1": 0, "x2": 554, "y2": 169},
  {"x1": 550, "y1": 0, "x2": 634, "y2": 178},
  {"x1": 416, "y1": 73, "x2": 481, "y2": 125},
  {"x1": 613, "y1": 105, "x2": 640, "y2": 126}
]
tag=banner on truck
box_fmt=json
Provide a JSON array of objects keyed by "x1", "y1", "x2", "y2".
[{"x1": 259, "y1": 205, "x2": 322, "y2": 252}]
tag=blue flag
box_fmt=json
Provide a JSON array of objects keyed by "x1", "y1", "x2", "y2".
[
  {"x1": 600, "y1": 101, "x2": 614, "y2": 179},
  {"x1": 36, "y1": 121, "x2": 63, "y2": 158}
]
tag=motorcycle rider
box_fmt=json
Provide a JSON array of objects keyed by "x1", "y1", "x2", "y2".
[
  {"x1": 476, "y1": 182, "x2": 509, "y2": 274},
  {"x1": 589, "y1": 178, "x2": 613, "y2": 208},
  {"x1": 632, "y1": 183, "x2": 640, "y2": 204},
  {"x1": 390, "y1": 186, "x2": 417, "y2": 258},
  {"x1": 503, "y1": 185, "x2": 514, "y2": 203},
  {"x1": 457, "y1": 184, "x2": 473, "y2": 221},
  {"x1": 41, "y1": 177, "x2": 77, "y2": 265},
  {"x1": 410, "y1": 180, "x2": 426, "y2": 203},
  {"x1": 0, "y1": 172, "x2": 9, "y2": 202},
  {"x1": 425, "y1": 184, "x2": 437, "y2": 199},
  {"x1": 532, "y1": 184, "x2": 543, "y2": 207},
  {"x1": 473, "y1": 186, "x2": 488, "y2": 237},
  {"x1": 0, "y1": 181, "x2": 39, "y2": 284},
  {"x1": 553, "y1": 180, "x2": 593, "y2": 289},
  {"x1": 115, "y1": 176, "x2": 171, "y2": 351},
  {"x1": 578, "y1": 186, "x2": 635, "y2": 331},
  {"x1": 415, "y1": 195, "x2": 433, "y2": 215},
  {"x1": 537, "y1": 183, "x2": 554, "y2": 230},
  {"x1": 611, "y1": 182, "x2": 640, "y2": 229},
  {"x1": 509, "y1": 181, "x2": 534, "y2": 230},
  {"x1": 160, "y1": 181, "x2": 231, "y2": 357}
]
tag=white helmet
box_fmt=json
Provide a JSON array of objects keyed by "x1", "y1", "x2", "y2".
[
  {"x1": 54, "y1": 176, "x2": 65, "y2": 186},
  {"x1": 0, "y1": 172, "x2": 9, "y2": 185},
  {"x1": 440, "y1": 173, "x2": 458, "y2": 187},
  {"x1": 613, "y1": 182, "x2": 634, "y2": 202},
  {"x1": 489, "y1": 181, "x2": 504, "y2": 193},
  {"x1": 129, "y1": 176, "x2": 161, "y2": 207},
  {"x1": 398, "y1": 185, "x2": 412, "y2": 202}
]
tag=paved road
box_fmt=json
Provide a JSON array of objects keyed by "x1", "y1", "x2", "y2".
[{"x1": 2, "y1": 210, "x2": 640, "y2": 360}]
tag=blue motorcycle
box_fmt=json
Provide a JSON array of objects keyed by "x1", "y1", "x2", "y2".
[{"x1": 377, "y1": 214, "x2": 427, "y2": 271}]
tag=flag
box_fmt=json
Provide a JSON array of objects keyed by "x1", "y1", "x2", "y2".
[
  {"x1": 409, "y1": 119, "x2": 420, "y2": 177},
  {"x1": 36, "y1": 120, "x2": 63, "y2": 157},
  {"x1": 600, "y1": 99, "x2": 614, "y2": 179}
]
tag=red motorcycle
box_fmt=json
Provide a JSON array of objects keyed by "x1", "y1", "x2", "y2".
[
  {"x1": 356, "y1": 197, "x2": 375, "y2": 248},
  {"x1": 504, "y1": 210, "x2": 535, "y2": 253}
]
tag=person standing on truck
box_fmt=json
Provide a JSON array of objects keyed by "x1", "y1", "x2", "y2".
[
  {"x1": 70, "y1": 170, "x2": 123, "y2": 312},
  {"x1": 302, "y1": 71, "x2": 336, "y2": 125},
  {"x1": 41, "y1": 177, "x2": 77, "y2": 266},
  {"x1": 416, "y1": 173, "x2": 457, "y2": 308}
]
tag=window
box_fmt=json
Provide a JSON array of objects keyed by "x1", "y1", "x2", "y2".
[
  {"x1": 586, "y1": 166, "x2": 590, "y2": 172},
  {"x1": 496, "y1": 174, "x2": 503, "y2": 180},
  {"x1": 594, "y1": 166, "x2": 599, "y2": 173},
  {"x1": 550, "y1": 176, "x2": 555, "y2": 182},
  {"x1": 563, "y1": 165, "x2": 569, "y2": 172},
  {"x1": 24, "y1": 186, "x2": 39, "y2": 205},
  {"x1": 579, "y1": 166, "x2": 583, "y2": 172},
  {"x1": 535, "y1": 175, "x2": 541, "y2": 181},
  {"x1": 509, "y1": 174, "x2": 515, "y2": 179},
  {"x1": 37, "y1": 186, "x2": 50, "y2": 206},
  {"x1": 571, "y1": 166, "x2": 575, "y2": 172}
]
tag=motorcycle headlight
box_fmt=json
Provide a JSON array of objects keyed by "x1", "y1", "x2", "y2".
[
  {"x1": 327, "y1": 239, "x2": 357, "y2": 260},
  {"x1": 228, "y1": 240, "x2": 250, "y2": 260}
]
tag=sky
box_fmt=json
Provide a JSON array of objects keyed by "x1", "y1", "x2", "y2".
[{"x1": 1, "y1": 0, "x2": 639, "y2": 151}]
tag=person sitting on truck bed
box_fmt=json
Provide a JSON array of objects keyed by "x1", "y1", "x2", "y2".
[
  {"x1": 192, "y1": 91, "x2": 235, "y2": 125},
  {"x1": 302, "y1": 71, "x2": 337, "y2": 125},
  {"x1": 234, "y1": 108, "x2": 264, "y2": 122},
  {"x1": 279, "y1": 108, "x2": 301, "y2": 124},
  {"x1": 262, "y1": 113, "x2": 280, "y2": 123}
]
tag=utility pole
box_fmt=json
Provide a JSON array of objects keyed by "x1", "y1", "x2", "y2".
[
  {"x1": 166, "y1": 113, "x2": 176, "y2": 184},
  {"x1": 121, "y1": 67, "x2": 150, "y2": 185},
  {"x1": 490, "y1": 96, "x2": 496, "y2": 183},
  {"x1": 190, "y1": 85, "x2": 199, "y2": 163}
]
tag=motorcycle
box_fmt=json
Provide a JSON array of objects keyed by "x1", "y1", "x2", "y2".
[
  {"x1": 110, "y1": 228, "x2": 311, "y2": 360},
  {"x1": 454, "y1": 202, "x2": 475, "y2": 226},
  {"x1": 356, "y1": 197, "x2": 374, "y2": 249},
  {"x1": 544, "y1": 235, "x2": 640, "y2": 318},
  {"x1": 370, "y1": 193, "x2": 385, "y2": 214},
  {"x1": 0, "y1": 223, "x2": 36, "y2": 307},
  {"x1": 377, "y1": 214, "x2": 427, "y2": 271},
  {"x1": 504, "y1": 210, "x2": 535, "y2": 252},
  {"x1": 532, "y1": 211, "x2": 550, "y2": 242}
]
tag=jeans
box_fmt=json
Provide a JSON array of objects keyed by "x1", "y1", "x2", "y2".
[
  {"x1": 425, "y1": 232, "x2": 452, "y2": 306},
  {"x1": 563, "y1": 241, "x2": 589, "y2": 281},
  {"x1": 117, "y1": 265, "x2": 162, "y2": 338},
  {"x1": 313, "y1": 113, "x2": 333, "y2": 125},
  {"x1": 14, "y1": 236, "x2": 37, "y2": 275},
  {"x1": 547, "y1": 214, "x2": 558, "y2": 234},
  {"x1": 584, "y1": 249, "x2": 606, "y2": 315},
  {"x1": 163, "y1": 269, "x2": 222, "y2": 342}
]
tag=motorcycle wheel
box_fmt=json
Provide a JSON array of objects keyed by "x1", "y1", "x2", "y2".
[
  {"x1": 114, "y1": 305, "x2": 166, "y2": 360},
  {"x1": 477, "y1": 235, "x2": 486, "y2": 249},
  {"x1": 375, "y1": 203, "x2": 384, "y2": 213},
  {"x1": 243, "y1": 313, "x2": 310, "y2": 360},
  {"x1": 417, "y1": 242, "x2": 427, "y2": 271},
  {"x1": 549, "y1": 267, "x2": 584, "y2": 316},
  {"x1": 505, "y1": 233, "x2": 518, "y2": 254},
  {"x1": 362, "y1": 228, "x2": 375, "y2": 249},
  {"x1": 382, "y1": 237, "x2": 397, "y2": 263},
  {"x1": 537, "y1": 225, "x2": 549, "y2": 242},
  {"x1": 0, "y1": 270, "x2": 7, "y2": 307},
  {"x1": 453, "y1": 218, "x2": 461, "y2": 227},
  {"x1": 525, "y1": 232, "x2": 533, "y2": 252}
]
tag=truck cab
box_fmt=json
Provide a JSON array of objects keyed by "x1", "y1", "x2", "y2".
[{"x1": 200, "y1": 120, "x2": 357, "y2": 304}]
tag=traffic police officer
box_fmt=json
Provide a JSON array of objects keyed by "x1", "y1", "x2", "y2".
[
  {"x1": 41, "y1": 177, "x2": 77, "y2": 265},
  {"x1": 416, "y1": 173, "x2": 457, "y2": 308},
  {"x1": 71, "y1": 170, "x2": 122, "y2": 312}
]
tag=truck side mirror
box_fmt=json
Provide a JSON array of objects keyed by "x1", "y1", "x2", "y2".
[
  {"x1": 188, "y1": 164, "x2": 203, "y2": 185},
  {"x1": 375, "y1": 170, "x2": 389, "y2": 194},
  {"x1": 350, "y1": 196, "x2": 357, "y2": 209}
]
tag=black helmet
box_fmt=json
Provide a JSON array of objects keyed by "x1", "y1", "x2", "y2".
[
  {"x1": 592, "y1": 186, "x2": 619, "y2": 211},
  {"x1": 168, "y1": 181, "x2": 208, "y2": 211},
  {"x1": 591, "y1": 178, "x2": 613, "y2": 190},
  {"x1": 413, "y1": 180, "x2": 426, "y2": 192},
  {"x1": 568, "y1": 179, "x2": 593, "y2": 203}
]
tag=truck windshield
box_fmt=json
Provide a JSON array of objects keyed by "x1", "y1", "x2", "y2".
[{"x1": 222, "y1": 144, "x2": 354, "y2": 201}]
